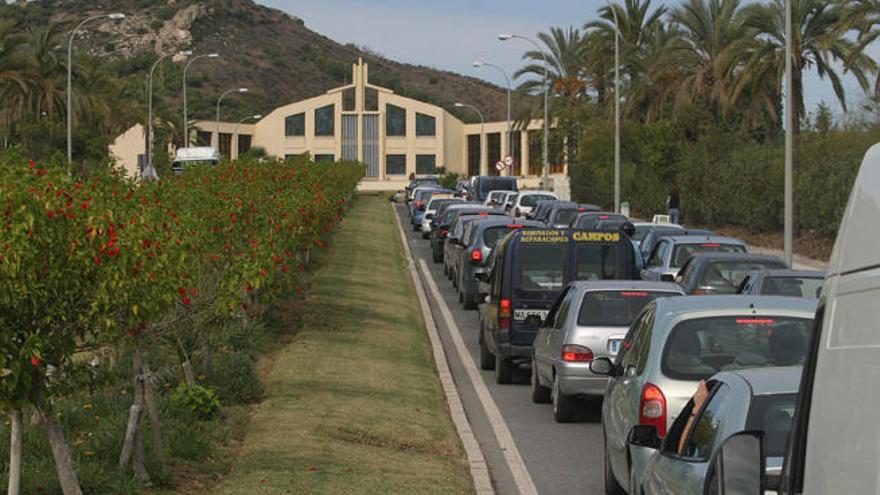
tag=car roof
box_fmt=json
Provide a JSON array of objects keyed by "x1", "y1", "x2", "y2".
[
  {"x1": 828, "y1": 143, "x2": 880, "y2": 275},
  {"x1": 714, "y1": 366, "x2": 803, "y2": 396},
  {"x1": 568, "y1": 280, "x2": 685, "y2": 293},
  {"x1": 666, "y1": 235, "x2": 746, "y2": 245},
  {"x1": 473, "y1": 218, "x2": 543, "y2": 228},
  {"x1": 687, "y1": 252, "x2": 784, "y2": 264},
  {"x1": 652, "y1": 295, "x2": 817, "y2": 324},
  {"x1": 752, "y1": 269, "x2": 825, "y2": 278},
  {"x1": 633, "y1": 222, "x2": 684, "y2": 228}
]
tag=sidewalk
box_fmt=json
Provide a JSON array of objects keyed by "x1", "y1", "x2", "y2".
[
  {"x1": 746, "y1": 245, "x2": 829, "y2": 271},
  {"x1": 211, "y1": 194, "x2": 474, "y2": 495}
]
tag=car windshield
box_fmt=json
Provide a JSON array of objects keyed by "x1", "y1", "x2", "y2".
[
  {"x1": 428, "y1": 198, "x2": 463, "y2": 211},
  {"x1": 762, "y1": 276, "x2": 824, "y2": 298},
  {"x1": 699, "y1": 260, "x2": 787, "y2": 293},
  {"x1": 746, "y1": 394, "x2": 798, "y2": 458},
  {"x1": 517, "y1": 244, "x2": 565, "y2": 291},
  {"x1": 577, "y1": 291, "x2": 680, "y2": 326},
  {"x1": 633, "y1": 225, "x2": 683, "y2": 242},
  {"x1": 671, "y1": 244, "x2": 746, "y2": 268},
  {"x1": 520, "y1": 194, "x2": 556, "y2": 208},
  {"x1": 574, "y1": 243, "x2": 626, "y2": 281},
  {"x1": 483, "y1": 226, "x2": 518, "y2": 249},
  {"x1": 662, "y1": 316, "x2": 813, "y2": 380}
]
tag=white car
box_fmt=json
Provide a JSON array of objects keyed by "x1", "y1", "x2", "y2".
[
  {"x1": 510, "y1": 191, "x2": 558, "y2": 218},
  {"x1": 421, "y1": 196, "x2": 464, "y2": 238},
  {"x1": 484, "y1": 190, "x2": 510, "y2": 207}
]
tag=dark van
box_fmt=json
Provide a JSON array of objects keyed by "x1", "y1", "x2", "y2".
[
  {"x1": 477, "y1": 229, "x2": 638, "y2": 384},
  {"x1": 471, "y1": 176, "x2": 518, "y2": 202}
]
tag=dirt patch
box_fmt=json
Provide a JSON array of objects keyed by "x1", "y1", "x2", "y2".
[
  {"x1": 702, "y1": 226, "x2": 833, "y2": 262},
  {"x1": 325, "y1": 426, "x2": 457, "y2": 458}
]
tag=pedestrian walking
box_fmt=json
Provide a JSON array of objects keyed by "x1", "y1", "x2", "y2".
[{"x1": 666, "y1": 186, "x2": 681, "y2": 224}]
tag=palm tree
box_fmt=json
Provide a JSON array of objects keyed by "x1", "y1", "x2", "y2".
[
  {"x1": 0, "y1": 20, "x2": 30, "y2": 132},
  {"x1": 741, "y1": 0, "x2": 876, "y2": 128},
  {"x1": 840, "y1": 0, "x2": 880, "y2": 96},
  {"x1": 513, "y1": 26, "x2": 588, "y2": 101}
]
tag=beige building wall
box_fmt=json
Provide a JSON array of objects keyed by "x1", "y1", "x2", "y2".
[
  {"x1": 191, "y1": 120, "x2": 256, "y2": 159},
  {"x1": 109, "y1": 123, "x2": 145, "y2": 178}
]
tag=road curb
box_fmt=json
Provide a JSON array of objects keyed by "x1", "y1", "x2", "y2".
[{"x1": 392, "y1": 204, "x2": 495, "y2": 495}]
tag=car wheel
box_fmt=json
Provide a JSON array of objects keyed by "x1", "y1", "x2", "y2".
[
  {"x1": 531, "y1": 358, "x2": 551, "y2": 404},
  {"x1": 604, "y1": 438, "x2": 627, "y2": 495},
  {"x1": 495, "y1": 354, "x2": 513, "y2": 384},
  {"x1": 413, "y1": 223, "x2": 420, "y2": 232},
  {"x1": 457, "y1": 288, "x2": 463, "y2": 303},
  {"x1": 452, "y1": 271, "x2": 458, "y2": 288},
  {"x1": 552, "y1": 373, "x2": 577, "y2": 423},
  {"x1": 443, "y1": 263, "x2": 449, "y2": 276},
  {"x1": 479, "y1": 334, "x2": 495, "y2": 371},
  {"x1": 462, "y1": 287, "x2": 476, "y2": 310},
  {"x1": 432, "y1": 249, "x2": 442, "y2": 264},
  {"x1": 421, "y1": 231, "x2": 430, "y2": 240}
]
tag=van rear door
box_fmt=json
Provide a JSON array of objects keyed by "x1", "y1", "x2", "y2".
[{"x1": 509, "y1": 230, "x2": 568, "y2": 346}]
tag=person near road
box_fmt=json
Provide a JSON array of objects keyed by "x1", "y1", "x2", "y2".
[{"x1": 666, "y1": 186, "x2": 681, "y2": 224}]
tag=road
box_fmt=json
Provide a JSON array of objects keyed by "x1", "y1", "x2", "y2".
[{"x1": 394, "y1": 205, "x2": 606, "y2": 495}]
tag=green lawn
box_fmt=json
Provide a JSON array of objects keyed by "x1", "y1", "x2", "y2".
[{"x1": 211, "y1": 194, "x2": 474, "y2": 495}]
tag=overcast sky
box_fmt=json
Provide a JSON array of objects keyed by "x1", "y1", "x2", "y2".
[{"x1": 259, "y1": 0, "x2": 880, "y2": 120}]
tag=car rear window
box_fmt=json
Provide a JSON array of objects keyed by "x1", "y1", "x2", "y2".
[
  {"x1": 662, "y1": 316, "x2": 813, "y2": 380},
  {"x1": 576, "y1": 214, "x2": 627, "y2": 229},
  {"x1": 554, "y1": 209, "x2": 581, "y2": 226},
  {"x1": 517, "y1": 244, "x2": 565, "y2": 291},
  {"x1": 761, "y1": 276, "x2": 824, "y2": 299},
  {"x1": 746, "y1": 394, "x2": 797, "y2": 458},
  {"x1": 483, "y1": 226, "x2": 518, "y2": 249},
  {"x1": 577, "y1": 291, "x2": 680, "y2": 326},
  {"x1": 520, "y1": 194, "x2": 556, "y2": 208},
  {"x1": 479, "y1": 178, "x2": 516, "y2": 195},
  {"x1": 574, "y1": 243, "x2": 626, "y2": 281},
  {"x1": 699, "y1": 261, "x2": 787, "y2": 293},
  {"x1": 671, "y1": 244, "x2": 746, "y2": 268}
]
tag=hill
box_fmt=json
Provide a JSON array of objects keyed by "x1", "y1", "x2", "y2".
[{"x1": 3, "y1": 0, "x2": 519, "y2": 123}]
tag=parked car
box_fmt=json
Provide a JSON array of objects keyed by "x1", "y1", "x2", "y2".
[
  {"x1": 420, "y1": 197, "x2": 465, "y2": 238},
  {"x1": 527, "y1": 199, "x2": 562, "y2": 222},
  {"x1": 453, "y1": 217, "x2": 544, "y2": 310},
  {"x1": 430, "y1": 205, "x2": 504, "y2": 263},
  {"x1": 405, "y1": 177, "x2": 440, "y2": 201},
  {"x1": 443, "y1": 213, "x2": 498, "y2": 285},
  {"x1": 470, "y1": 176, "x2": 518, "y2": 202},
  {"x1": 509, "y1": 191, "x2": 558, "y2": 218},
  {"x1": 570, "y1": 212, "x2": 628, "y2": 230},
  {"x1": 630, "y1": 222, "x2": 683, "y2": 249},
  {"x1": 484, "y1": 190, "x2": 510, "y2": 207},
  {"x1": 501, "y1": 191, "x2": 518, "y2": 212},
  {"x1": 737, "y1": 269, "x2": 825, "y2": 298},
  {"x1": 640, "y1": 235, "x2": 747, "y2": 282},
  {"x1": 531, "y1": 281, "x2": 684, "y2": 422},
  {"x1": 590, "y1": 295, "x2": 815, "y2": 494},
  {"x1": 636, "y1": 367, "x2": 801, "y2": 495},
  {"x1": 544, "y1": 202, "x2": 602, "y2": 229},
  {"x1": 639, "y1": 228, "x2": 714, "y2": 261},
  {"x1": 411, "y1": 189, "x2": 452, "y2": 230},
  {"x1": 675, "y1": 253, "x2": 788, "y2": 295}
]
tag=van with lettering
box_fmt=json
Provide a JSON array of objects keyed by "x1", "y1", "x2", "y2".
[{"x1": 477, "y1": 228, "x2": 638, "y2": 384}]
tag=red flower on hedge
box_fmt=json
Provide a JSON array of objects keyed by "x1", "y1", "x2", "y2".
[{"x1": 29, "y1": 356, "x2": 40, "y2": 367}]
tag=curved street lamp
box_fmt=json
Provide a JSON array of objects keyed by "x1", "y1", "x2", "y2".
[
  {"x1": 66, "y1": 12, "x2": 125, "y2": 164},
  {"x1": 473, "y1": 61, "x2": 513, "y2": 175},
  {"x1": 455, "y1": 102, "x2": 486, "y2": 176},
  {"x1": 215, "y1": 87, "x2": 249, "y2": 148},
  {"x1": 182, "y1": 53, "x2": 220, "y2": 146},
  {"x1": 233, "y1": 114, "x2": 262, "y2": 159},
  {"x1": 602, "y1": 0, "x2": 622, "y2": 213},
  {"x1": 145, "y1": 50, "x2": 192, "y2": 180}
]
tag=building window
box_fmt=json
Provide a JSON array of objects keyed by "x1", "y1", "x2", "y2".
[
  {"x1": 218, "y1": 133, "x2": 232, "y2": 158},
  {"x1": 528, "y1": 131, "x2": 542, "y2": 175},
  {"x1": 343, "y1": 88, "x2": 356, "y2": 112},
  {"x1": 238, "y1": 134, "x2": 252, "y2": 155},
  {"x1": 467, "y1": 134, "x2": 481, "y2": 177},
  {"x1": 386, "y1": 104, "x2": 406, "y2": 136},
  {"x1": 416, "y1": 113, "x2": 436, "y2": 137},
  {"x1": 487, "y1": 132, "x2": 501, "y2": 176},
  {"x1": 285, "y1": 113, "x2": 305, "y2": 136},
  {"x1": 315, "y1": 154, "x2": 335, "y2": 162},
  {"x1": 416, "y1": 154, "x2": 436, "y2": 174},
  {"x1": 365, "y1": 88, "x2": 379, "y2": 111},
  {"x1": 315, "y1": 105, "x2": 335, "y2": 136},
  {"x1": 386, "y1": 154, "x2": 406, "y2": 175},
  {"x1": 196, "y1": 131, "x2": 212, "y2": 146},
  {"x1": 284, "y1": 154, "x2": 303, "y2": 161},
  {"x1": 510, "y1": 131, "x2": 522, "y2": 176}
]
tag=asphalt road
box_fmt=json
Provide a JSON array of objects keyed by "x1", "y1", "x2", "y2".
[{"x1": 395, "y1": 205, "x2": 606, "y2": 495}]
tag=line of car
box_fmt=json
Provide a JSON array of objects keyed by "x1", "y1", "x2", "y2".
[{"x1": 403, "y1": 147, "x2": 880, "y2": 495}]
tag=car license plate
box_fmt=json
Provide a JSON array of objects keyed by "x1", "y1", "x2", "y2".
[
  {"x1": 513, "y1": 309, "x2": 549, "y2": 321},
  {"x1": 608, "y1": 339, "x2": 623, "y2": 355}
]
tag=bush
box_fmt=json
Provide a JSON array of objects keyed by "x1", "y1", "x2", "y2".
[
  {"x1": 171, "y1": 384, "x2": 221, "y2": 420},
  {"x1": 212, "y1": 351, "x2": 262, "y2": 404}
]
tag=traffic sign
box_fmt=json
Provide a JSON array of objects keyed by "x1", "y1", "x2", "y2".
[
  {"x1": 503, "y1": 155, "x2": 514, "y2": 167},
  {"x1": 495, "y1": 161, "x2": 505, "y2": 171}
]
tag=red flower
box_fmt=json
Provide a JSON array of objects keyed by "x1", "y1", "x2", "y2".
[
  {"x1": 29, "y1": 356, "x2": 40, "y2": 367},
  {"x1": 178, "y1": 285, "x2": 186, "y2": 295},
  {"x1": 46, "y1": 210, "x2": 55, "y2": 218},
  {"x1": 188, "y1": 287, "x2": 197, "y2": 296},
  {"x1": 181, "y1": 297, "x2": 191, "y2": 306},
  {"x1": 282, "y1": 265, "x2": 289, "y2": 273},
  {"x1": 35, "y1": 169, "x2": 47, "y2": 176},
  {"x1": 142, "y1": 239, "x2": 151, "y2": 248},
  {"x1": 93, "y1": 256, "x2": 101, "y2": 266}
]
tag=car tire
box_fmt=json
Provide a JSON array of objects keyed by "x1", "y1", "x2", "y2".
[
  {"x1": 432, "y1": 249, "x2": 442, "y2": 264},
  {"x1": 552, "y1": 373, "x2": 577, "y2": 423},
  {"x1": 604, "y1": 438, "x2": 627, "y2": 495},
  {"x1": 457, "y1": 288, "x2": 463, "y2": 303},
  {"x1": 443, "y1": 263, "x2": 449, "y2": 276},
  {"x1": 479, "y1": 334, "x2": 495, "y2": 371},
  {"x1": 452, "y1": 271, "x2": 458, "y2": 288},
  {"x1": 495, "y1": 354, "x2": 513, "y2": 384},
  {"x1": 421, "y1": 231, "x2": 430, "y2": 240},
  {"x1": 413, "y1": 223, "x2": 420, "y2": 232},
  {"x1": 531, "y1": 358, "x2": 551, "y2": 404},
  {"x1": 462, "y1": 287, "x2": 476, "y2": 310}
]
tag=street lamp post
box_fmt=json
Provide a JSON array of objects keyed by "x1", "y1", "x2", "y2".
[
  {"x1": 473, "y1": 61, "x2": 513, "y2": 174},
  {"x1": 784, "y1": 0, "x2": 794, "y2": 266},
  {"x1": 145, "y1": 50, "x2": 192, "y2": 180},
  {"x1": 603, "y1": 0, "x2": 622, "y2": 213},
  {"x1": 233, "y1": 114, "x2": 262, "y2": 159},
  {"x1": 499, "y1": 33, "x2": 550, "y2": 190},
  {"x1": 182, "y1": 53, "x2": 220, "y2": 146},
  {"x1": 67, "y1": 12, "x2": 125, "y2": 164},
  {"x1": 455, "y1": 103, "x2": 485, "y2": 175},
  {"x1": 215, "y1": 87, "x2": 248, "y2": 152}
]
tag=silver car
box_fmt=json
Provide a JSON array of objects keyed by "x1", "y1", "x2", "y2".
[
  {"x1": 531, "y1": 281, "x2": 685, "y2": 423},
  {"x1": 590, "y1": 295, "x2": 816, "y2": 494},
  {"x1": 636, "y1": 367, "x2": 801, "y2": 495},
  {"x1": 640, "y1": 235, "x2": 747, "y2": 282}
]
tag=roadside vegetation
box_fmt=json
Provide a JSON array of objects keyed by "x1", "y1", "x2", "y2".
[{"x1": 210, "y1": 194, "x2": 473, "y2": 495}]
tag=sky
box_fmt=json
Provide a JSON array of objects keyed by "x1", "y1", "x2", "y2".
[{"x1": 259, "y1": 0, "x2": 880, "y2": 120}]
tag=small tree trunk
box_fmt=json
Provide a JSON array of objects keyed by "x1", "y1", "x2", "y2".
[
  {"x1": 35, "y1": 390, "x2": 82, "y2": 495},
  {"x1": 201, "y1": 338, "x2": 213, "y2": 380},
  {"x1": 118, "y1": 404, "x2": 142, "y2": 469},
  {"x1": 181, "y1": 359, "x2": 196, "y2": 386},
  {"x1": 8, "y1": 409, "x2": 23, "y2": 495},
  {"x1": 132, "y1": 430, "x2": 151, "y2": 486},
  {"x1": 119, "y1": 348, "x2": 152, "y2": 486},
  {"x1": 141, "y1": 363, "x2": 166, "y2": 467}
]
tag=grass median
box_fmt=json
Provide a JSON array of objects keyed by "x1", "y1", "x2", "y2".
[{"x1": 211, "y1": 193, "x2": 474, "y2": 495}]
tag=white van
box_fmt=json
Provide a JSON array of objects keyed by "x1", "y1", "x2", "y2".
[{"x1": 707, "y1": 143, "x2": 880, "y2": 494}]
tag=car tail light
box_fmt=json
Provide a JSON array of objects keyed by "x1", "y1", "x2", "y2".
[
  {"x1": 470, "y1": 249, "x2": 482, "y2": 262},
  {"x1": 577, "y1": 207, "x2": 586, "y2": 212},
  {"x1": 439, "y1": 228, "x2": 448, "y2": 237},
  {"x1": 499, "y1": 298, "x2": 511, "y2": 329},
  {"x1": 700, "y1": 243, "x2": 720, "y2": 247},
  {"x1": 506, "y1": 224, "x2": 523, "y2": 229},
  {"x1": 561, "y1": 345, "x2": 593, "y2": 362},
  {"x1": 691, "y1": 288, "x2": 715, "y2": 295},
  {"x1": 480, "y1": 211, "x2": 490, "y2": 216},
  {"x1": 600, "y1": 215, "x2": 610, "y2": 220},
  {"x1": 621, "y1": 291, "x2": 648, "y2": 297},
  {"x1": 639, "y1": 383, "x2": 667, "y2": 437},
  {"x1": 736, "y1": 318, "x2": 775, "y2": 325}
]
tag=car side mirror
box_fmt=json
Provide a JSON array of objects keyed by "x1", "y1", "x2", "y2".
[
  {"x1": 660, "y1": 274, "x2": 675, "y2": 282},
  {"x1": 426, "y1": 213, "x2": 434, "y2": 220},
  {"x1": 704, "y1": 431, "x2": 765, "y2": 495},
  {"x1": 627, "y1": 425, "x2": 661, "y2": 449},
  {"x1": 589, "y1": 357, "x2": 616, "y2": 376}
]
